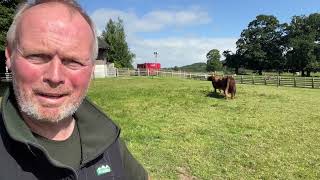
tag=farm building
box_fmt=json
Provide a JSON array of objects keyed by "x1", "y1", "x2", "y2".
[{"x1": 137, "y1": 63, "x2": 161, "y2": 75}]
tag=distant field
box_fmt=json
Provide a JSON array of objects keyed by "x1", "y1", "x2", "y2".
[{"x1": 88, "y1": 77, "x2": 320, "y2": 179}]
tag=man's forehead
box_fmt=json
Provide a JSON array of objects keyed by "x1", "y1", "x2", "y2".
[
  {"x1": 21, "y1": 2, "x2": 79, "y2": 24},
  {"x1": 18, "y1": 2, "x2": 93, "y2": 42}
]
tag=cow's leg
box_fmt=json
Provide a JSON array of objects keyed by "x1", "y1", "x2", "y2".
[
  {"x1": 224, "y1": 77, "x2": 231, "y2": 99},
  {"x1": 231, "y1": 87, "x2": 236, "y2": 99},
  {"x1": 224, "y1": 89, "x2": 229, "y2": 99}
]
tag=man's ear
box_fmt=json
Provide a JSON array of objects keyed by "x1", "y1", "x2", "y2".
[{"x1": 5, "y1": 47, "x2": 12, "y2": 70}]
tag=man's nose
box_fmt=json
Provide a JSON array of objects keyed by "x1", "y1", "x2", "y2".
[{"x1": 43, "y1": 56, "x2": 65, "y2": 87}]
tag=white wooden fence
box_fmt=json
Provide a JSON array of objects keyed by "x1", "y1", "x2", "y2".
[
  {"x1": 3, "y1": 68, "x2": 319, "y2": 89},
  {"x1": 112, "y1": 69, "x2": 320, "y2": 89}
]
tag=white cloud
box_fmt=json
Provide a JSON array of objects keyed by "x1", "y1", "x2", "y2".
[
  {"x1": 90, "y1": 9, "x2": 136, "y2": 35},
  {"x1": 90, "y1": 7, "x2": 237, "y2": 68},
  {"x1": 91, "y1": 7, "x2": 211, "y2": 34},
  {"x1": 131, "y1": 37, "x2": 237, "y2": 68}
]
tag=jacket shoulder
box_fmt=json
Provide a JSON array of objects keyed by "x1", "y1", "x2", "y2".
[{"x1": 118, "y1": 139, "x2": 148, "y2": 180}]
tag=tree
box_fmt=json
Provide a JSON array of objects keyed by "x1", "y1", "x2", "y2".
[
  {"x1": 173, "y1": 66, "x2": 179, "y2": 71},
  {"x1": 222, "y1": 50, "x2": 244, "y2": 74},
  {"x1": 285, "y1": 15, "x2": 319, "y2": 76},
  {"x1": 0, "y1": 0, "x2": 24, "y2": 51},
  {"x1": 311, "y1": 13, "x2": 320, "y2": 72},
  {"x1": 237, "y1": 15, "x2": 285, "y2": 75},
  {"x1": 0, "y1": 0, "x2": 24, "y2": 74},
  {"x1": 206, "y1": 49, "x2": 222, "y2": 72},
  {"x1": 101, "y1": 18, "x2": 135, "y2": 68}
]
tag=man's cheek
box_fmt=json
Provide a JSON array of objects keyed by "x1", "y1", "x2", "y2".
[
  {"x1": 13, "y1": 62, "x2": 42, "y2": 84},
  {"x1": 70, "y1": 70, "x2": 92, "y2": 88}
]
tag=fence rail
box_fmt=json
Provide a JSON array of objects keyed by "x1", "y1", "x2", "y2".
[
  {"x1": 2, "y1": 69, "x2": 320, "y2": 89},
  {"x1": 0, "y1": 73, "x2": 12, "y2": 82},
  {"x1": 114, "y1": 69, "x2": 320, "y2": 89},
  {"x1": 235, "y1": 75, "x2": 320, "y2": 89}
]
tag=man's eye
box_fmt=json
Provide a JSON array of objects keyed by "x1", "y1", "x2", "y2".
[
  {"x1": 62, "y1": 60, "x2": 85, "y2": 69},
  {"x1": 26, "y1": 54, "x2": 51, "y2": 64}
]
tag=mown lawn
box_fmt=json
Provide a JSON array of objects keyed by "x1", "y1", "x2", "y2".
[
  {"x1": 88, "y1": 77, "x2": 320, "y2": 179},
  {"x1": 2, "y1": 77, "x2": 318, "y2": 179}
]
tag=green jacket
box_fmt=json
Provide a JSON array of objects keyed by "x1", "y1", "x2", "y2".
[{"x1": 0, "y1": 87, "x2": 148, "y2": 180}]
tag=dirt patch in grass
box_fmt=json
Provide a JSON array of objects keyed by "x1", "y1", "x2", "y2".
[{"x1": 177, "y1": 167, "x2": 198, "y2": 180}]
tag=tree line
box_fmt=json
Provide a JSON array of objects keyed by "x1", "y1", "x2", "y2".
[
  {"x1": 207, "y1": 14, "x2": 320, "y2": 77},
  {"x1": 1, "y1": 1, "x2": 319, "y2": 75}
]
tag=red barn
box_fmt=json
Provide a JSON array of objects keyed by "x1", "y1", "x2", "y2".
[{"x1": 137, "y1": 63, "x2": 161, "y2": 75}]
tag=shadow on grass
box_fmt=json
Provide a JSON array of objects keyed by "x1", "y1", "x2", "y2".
[{"x1": 206, "y1": 91, "x2": 225, "y2": 99}]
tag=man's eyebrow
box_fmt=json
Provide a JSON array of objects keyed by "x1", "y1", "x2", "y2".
[
  {"x1": 17, "y1": 47, "x2": 53, "y2": 55},
  {"x1": 61, "y1": 54, "x2": 91, "y2": 62}
]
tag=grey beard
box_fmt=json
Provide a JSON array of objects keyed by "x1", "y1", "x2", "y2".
[{"x1": 12, "y1": 72, "x2": 86, "y2": 123}]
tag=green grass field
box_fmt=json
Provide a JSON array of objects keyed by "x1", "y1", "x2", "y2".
[{"x1": 88, "y1": 77, "x2": 320, "y2": 179}]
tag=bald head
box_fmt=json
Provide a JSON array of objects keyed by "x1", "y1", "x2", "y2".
[
  {"x1": 6, "y1": 0, "x2": 98, "y2": 61},
  {"x1": 17, "y1": 2, "x2": 94, "y2": 61}
]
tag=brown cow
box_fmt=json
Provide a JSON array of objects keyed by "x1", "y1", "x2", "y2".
[{"x1": 207, "y1": 75, "x2": 236, "y2": 99}]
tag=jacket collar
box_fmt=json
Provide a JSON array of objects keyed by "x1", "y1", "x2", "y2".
[{"x1": 1, "y1": 86, "x2": 120, "y2": 165}]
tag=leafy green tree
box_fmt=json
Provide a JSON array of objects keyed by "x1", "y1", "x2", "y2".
[
  {"x1": 173, "y1": 66, "x2": 179, "y2": 71},
  {"x1": 0, "y1": 0, "x2": 24, "y2": 74},
  {"x1": 101, "y1": 18, "x2": 135, "y2": 68},
  {"x1": 237, "y1": 15, "x2": 285, "y2": 75},
  {"x1": 285, "y1": 15, "x2": 319, "y2": 76},
  {"x1": 306, "y1": 13, "x2": 320, "y2": 73},
  {"x1": 206, "y1": 49, "x2": 222, "y2": 72},
  {"x1": 222, "y1": 50, "x2": 244, "y2": 74},
  {"x1": 0, "y1": 0, "x2": 24, "y2": 51}
]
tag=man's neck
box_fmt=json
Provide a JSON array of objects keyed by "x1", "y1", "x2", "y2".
[{"x1": 23, "y1": 115, "x2": 75, "y2": 141}]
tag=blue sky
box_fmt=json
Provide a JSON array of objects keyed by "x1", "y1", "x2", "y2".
[{"x1": 78, "y1": 0, "x2": 320, "y2": 67}]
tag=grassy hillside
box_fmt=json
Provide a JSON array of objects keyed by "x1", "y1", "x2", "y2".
[
  {"x1": 179, "y1": 62, "x2": 207, "y2": 72},
  {"x1": 164, "y1": 62, "x2": 207, "y2": 72},
  {"x1": 88, "y1": 77, "x2": 320, "y2": 179}
]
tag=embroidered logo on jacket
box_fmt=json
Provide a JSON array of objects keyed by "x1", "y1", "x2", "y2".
[{"x1": 96, "y1": 164, "x2": 111, "y2": 176}]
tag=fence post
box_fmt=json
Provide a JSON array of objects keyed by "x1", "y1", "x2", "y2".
[
  {"x1": 312, "y1": 78, "x2": 314, "y2": 88},
  {"x1": 104, "y1": 64, "x2": 107, "y2": 78},
  {"x1": 280, "y1": 76, "x2": 282, "y2": 86},
  {"x1": 277, "y1": 76, "x2": 280, "y2": 87},
  {"x1": 241, "y1": 75, "x2": 243, "y2": 84},
  {"x1": 304, "y1": 77, "x2": 306, "y2": 87},
  {"x1": 264, "y1": 76, "x2": 267, "y2": 85},
  {"x1": 252, "y1": 76, "x2": 255, "y2": 84},
  {"x1": 116, "y1": 68, "x2": 118, "y2": 77},
  {"x1": 294, "y1": 77, "x2": 296, "y2": 87}
]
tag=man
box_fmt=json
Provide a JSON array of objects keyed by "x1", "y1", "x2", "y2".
[{"x1": 0, "y1": 0, "x2": 148, "y2": 179}]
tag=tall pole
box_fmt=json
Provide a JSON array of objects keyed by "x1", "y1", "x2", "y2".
[{"x1": 153, "y1": 51, "x2": 158, "y2": 63}]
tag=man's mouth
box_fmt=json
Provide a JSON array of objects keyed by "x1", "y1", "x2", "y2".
[
  {"x1": 36, "y1": 92, "x2": 67, "y2": 99},
  {"x1": 34, "y1": 90, "x2": 70, "y2": 105}
]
